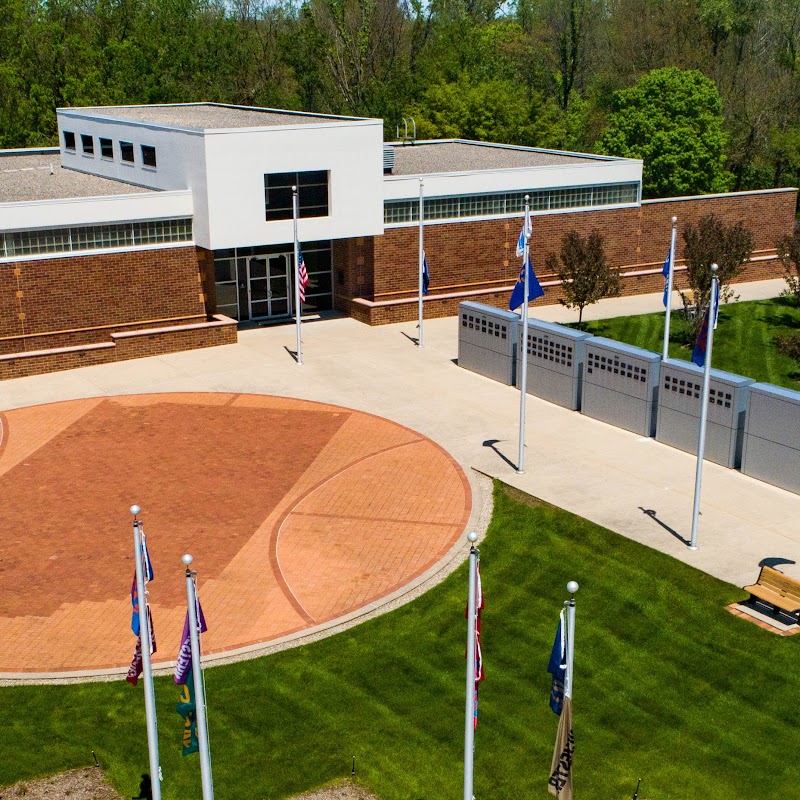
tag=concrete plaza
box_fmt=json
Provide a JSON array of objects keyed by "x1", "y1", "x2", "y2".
[{"x1": 0, "y1": 278, "x2": 798, "y2": 598}]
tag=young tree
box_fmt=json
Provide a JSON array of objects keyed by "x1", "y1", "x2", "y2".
[
  {"x1": 776, "y1": 229, "x2": 800, "y2": 303},
  {"x1": 596, "y1": 67, "x2": 733, "y2": 199},
  {"x1": 681, "y1": 214, "x2": 753, "y2": 326},
  {"x1": 545, "y1": 229, "x2": 619, "y2": 329}
]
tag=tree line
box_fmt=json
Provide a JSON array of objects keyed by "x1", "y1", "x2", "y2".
[{"x1": 3, "y1": 0, "x2": 800, "y2": 200}]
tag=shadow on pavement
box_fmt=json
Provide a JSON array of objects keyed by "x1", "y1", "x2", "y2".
[{"x1": 639, "y1": 507, "x2": 691, "y2": 547}]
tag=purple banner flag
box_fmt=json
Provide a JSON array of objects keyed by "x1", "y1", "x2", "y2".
[
  {"x1": 174, "y1": 602, "x2": 207, "y2": 686},
  {"x1": 126, "y1": 607, "x2": 157, "y2": 686}
]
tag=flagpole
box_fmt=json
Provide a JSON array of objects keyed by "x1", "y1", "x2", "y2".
[
  {"x1": 418, "y1": 178, "x2": 424, "y2": 348},
  {"x1": 516, "y1": 195, "x2": 531, "y2": 475},
  {"x1": 662, "y1": 216, "x2": 678, "y2": 360},
  {"x1": 564, "y1": 581, "x2": 578, "y2": 700},
  {"x1": 463, "y1": 531, "x2": 479, "y2": 800},
  {"x1": 292, "y1": 186, "x2": 303, "y2": 366},
  {"x1": 131, "y1": 505, "x2": 162, "y2": 800},
  {"x1": 182, "y1": 554, "x2": 214, "y2": 800},
  {"x1": 689, "y1": 264, "x2": 719, "y2": 551}
]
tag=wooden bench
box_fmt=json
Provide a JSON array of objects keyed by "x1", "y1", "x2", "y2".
[{"x1": 744, "y1": 566, "x2": 800, "y2": 620}]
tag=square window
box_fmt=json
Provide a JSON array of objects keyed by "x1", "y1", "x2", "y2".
[
  {"x1": 141, "y1": 145, "x2": 157, "y2": 168},
  {"x1": 121, "y1": 141, "x2": 134, "y2": 163},
  {"x1": 100, "y1": 138, "x2": 113, "y2": 159},
  {"x1": 63, "y1": 131, "x2": 76, "y2": 151},
  {"x1": 81, "y1": 134, "x2": 94, "y2": 155}
]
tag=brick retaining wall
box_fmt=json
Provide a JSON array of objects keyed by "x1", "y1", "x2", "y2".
[
  {"x1": 0, "y1": 245, "x2": 237, "y2": 378},
  {"x1": 339, "y1": 188, "x2": 798, "y2": 325}
]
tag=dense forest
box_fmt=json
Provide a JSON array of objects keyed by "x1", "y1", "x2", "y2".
[{"x1": 2, "y1": 0, "x2": 800, "y2": 199}]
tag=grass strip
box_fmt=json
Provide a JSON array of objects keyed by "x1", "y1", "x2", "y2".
[
  {"x1": 1, "y1": 483, "x2": 798, "y2": 799},
  {"x1": 574, "y1": 296, "x2": 800, "y2": 388}
]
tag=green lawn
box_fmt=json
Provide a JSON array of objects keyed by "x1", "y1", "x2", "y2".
[
  {"x1": 2, "y1": 484, "x2": 799, "y2": 799},
  {"x1": 574, "y1": 296, "x2": 800, "y2": 388}
]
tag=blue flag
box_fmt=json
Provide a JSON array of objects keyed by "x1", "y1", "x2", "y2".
[
  {"x1": 691, "y1": 281, "x2": 720, "y2": 367},
  {"x1": 662, "y1": 248, "x2": 672, "y2": 308},
  {"x1": 548, "y1": 615, "x2": 566, "y2": 716},
  {"x1": 509, "y1": 258, "x2": 544, "y2": 311},
  {"x1": 130, "y1": 533, "x2": 154, "y2": 636},
  {"x1": 422, "y1": 252, "x2": 430, "y2": 296}
]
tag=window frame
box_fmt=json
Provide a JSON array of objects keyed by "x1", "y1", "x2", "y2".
[
  {"x1": 80, "y1": 134, "x2": 94, "y2": 156},
  {"x1": 264, "y1": 170, "x2": 329, "y2": 222},
  {"x1": 63, "y1": 131, "x2": 76, "y2": 152},
  {"x1": 99, "y1": 138, "x2": 114, "y2": 160},
  {"x1": 120, "y1": 141, "x2": 135, "y2": 164},
  {"x1": 141, "y1": 145, "x2": 157, "y2": 169}
]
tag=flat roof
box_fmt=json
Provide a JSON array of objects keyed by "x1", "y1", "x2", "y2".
[
  {"x1": 0, "y1": 150, "x2": 152, "y2": 203},
  {"x1": 62, "y1": 103, "x2": 368, "y2": 131},
  {"x1": 388, "y1": 140, "x2": 611, "y2": 176}
]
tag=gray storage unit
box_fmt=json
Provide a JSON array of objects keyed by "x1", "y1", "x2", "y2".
[
  {"x1": 458, "y1": 302, "x2": 519, "y2": 385},
  {"x1": 741, "y1": 383, "x2": 800, "y2": 494},
  {"x1": 656, "y1": 360, "x2": 753, "y2": 468},
  {"x1": 517, "y1": 319, "x2": 590, "y2": 410},
  {"x1": 581, "y1": 338, "x2": 661, "y2": 436}
]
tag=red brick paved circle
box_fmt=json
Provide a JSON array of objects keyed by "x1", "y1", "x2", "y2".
[{"x1": 0, "y1": 393, "x2": 471, "y2": 675}]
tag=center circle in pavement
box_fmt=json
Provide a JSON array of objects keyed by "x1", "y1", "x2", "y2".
[{"x1": 0, "y1": 393, "x2": 471, "y2": 675}]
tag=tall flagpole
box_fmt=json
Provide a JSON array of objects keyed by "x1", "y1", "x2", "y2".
[
  {"x1": 689, "y1": 264, "x2": 719, "y2": 551},
  {"x1": 516, "y1": 195, "x2": 531, "y2": 475},
  {"x1": 131, "y1": 505, "x2": 162, "y2": 800},
  {"x1": 662, "y1": 216, "x2": 678, "y2": 360},
  {"x1": 182, "y1": 554, "x2": 214, "y2": 800},
  {"x1": 564, "y1": 581, "x2": 578, "y2": 699},
  {"x1": 418, "y1": 178, "x2": 424, "y2": 348},
  {"x1": 292, "y1": 186, "x2": 303, "y2": 366},
  {"x1": 463, "y1": 531, "x2": 479, "y2": 800}
]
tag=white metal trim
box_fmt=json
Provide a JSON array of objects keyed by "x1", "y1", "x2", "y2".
[{"x1": 0, "y1": 240, "x2": 195, "y2": 264}]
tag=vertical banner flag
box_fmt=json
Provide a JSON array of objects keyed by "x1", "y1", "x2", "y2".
[
  {"x1": 298, "y1": 250, "x2": 310, "y2": 303},
  {"x1": 174, "y1": 602, "x2": 208, "y2": 686},
  {"x1": 126, "y1": 604, "x2": 157, "y2": 686},
  {"x1": 548, "y1": 696, "x2": 574, "y2": 799},
  {"x1": 466, "y1": 560, "x2": 485, "y2": 729},
  {"x1": 510, "y1": 209, "x2": 544, "y2": 310},
  {"x1": 130, "y1": 531, "x2": 154, "y2": 636},
  {"x1": 515, "y1": 206, "x2": 532, "y2": 258},
  {"x1": 691, "y1": 280, "x2": 720, "y2": 367},
  {"x1": 662, "y1": 249, "x2": 672, "y2": 307},
  {"x1": 176, "y1": 668, "x2": 200, "y2": 756},
  {"x1": 422, "y1": 252, "x2": 430, "y2": 296},
  {"x1": 547, "y1": 610, "x2": 567, "y2": 715},
  {"x1": 127, "y1": 530, "x2": 155, "y2": 686}
]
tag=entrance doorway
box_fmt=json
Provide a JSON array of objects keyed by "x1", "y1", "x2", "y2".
[
  {"x1": 214, "y1": 241, "x2": 332, "y2": 322},
  {"x1": 237, "y1": 253, "x2": 292, "y2": 321}
]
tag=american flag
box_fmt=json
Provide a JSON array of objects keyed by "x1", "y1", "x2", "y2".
[{"x1": 298, "y1": 251, "x2": 310, "y2": 303}]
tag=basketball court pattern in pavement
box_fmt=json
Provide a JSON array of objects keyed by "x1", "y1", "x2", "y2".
[{"x1": 0, "y1": 393, "x2": 471, "y2": 675}]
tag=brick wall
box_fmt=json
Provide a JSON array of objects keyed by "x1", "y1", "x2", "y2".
[
  {"x1": 0, "y1": 317, "x2": 237, "y2": 381},
  {"x1": 339, "y1": 189, "x2": 798, "y2": 324},
  {"x1": 0, "y1": 246, "x2": 207, "y2": 354},
  {"x1": 0, "y1": 245, "x2": 239, "y2": 377}
]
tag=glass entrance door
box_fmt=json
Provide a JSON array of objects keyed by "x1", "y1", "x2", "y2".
[
  {"x1": 247, "y1": 256, "x2": 268, "y2": 320},
  {"x1": 267, "y1": 254, "x2": 291, "y2": 317},
  {"x1": 245, "y1": 254, "x2": 292, "y2": 320}
]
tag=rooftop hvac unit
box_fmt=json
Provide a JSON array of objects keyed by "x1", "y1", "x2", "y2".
[{"x1": 383, "y1": 146, "x2": 395, "y2": 174}]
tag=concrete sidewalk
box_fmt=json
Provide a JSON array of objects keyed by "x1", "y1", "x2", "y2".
[{"x1": 0, "y1": 280, "x2": 797, "y2": 589}]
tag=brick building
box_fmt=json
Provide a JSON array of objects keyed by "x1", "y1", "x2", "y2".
[{"x1": 0, "y1": 102, "x2": 795, "y2": 377}]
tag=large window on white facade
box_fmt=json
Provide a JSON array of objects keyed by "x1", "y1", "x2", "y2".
[
  {"x1": 0, "y1": 219, "x2": 193, "y2": 259},
  {"x1": 384, "y1": 182, "x2": 640, "y2": 224},
  {"x1": 264, "y1": 171, "x2": 329, "y2": 221}
]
